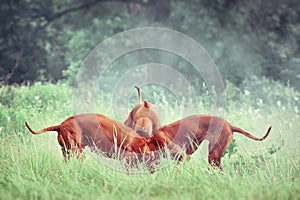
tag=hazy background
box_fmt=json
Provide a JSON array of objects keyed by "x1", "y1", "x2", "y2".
[{"x1": 1, "y1": 0, "x2": 299, "y2": 91}]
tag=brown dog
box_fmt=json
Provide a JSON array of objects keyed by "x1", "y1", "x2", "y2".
[
  {"x1": 124, "y1": 86, "x2": 160, "y2": 138},
  {"x1": 148, "y1": 115, "x2": 271, "y2": 170},
  {"x1": 25, "y1": 114, "x2": 155, "y2": 170}
]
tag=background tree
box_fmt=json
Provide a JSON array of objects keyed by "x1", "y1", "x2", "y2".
[
  {"x1": 0, "y1": 0, "x2": 171, "y2": 84},
  {"x1": 1, "y1": 0, "x2": 299, "y2": 91}
]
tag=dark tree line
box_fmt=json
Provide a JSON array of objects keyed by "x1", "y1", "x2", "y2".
[
  {"x1": 0, "y1": 0, "x2": 171, "y2": 84},
  {"x1": 1, "y1": 0, "x2": 300, "y2": 90}
]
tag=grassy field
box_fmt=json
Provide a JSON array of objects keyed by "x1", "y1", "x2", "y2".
[{"x1": 0, "y1": 82, "x2": 299, "y2": 200}]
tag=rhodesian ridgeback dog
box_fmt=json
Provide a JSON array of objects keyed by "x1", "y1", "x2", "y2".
[
  {"x1": 124, "y1": 86, "x2": 160, "y2": 138},
  {"x1": 148, "y1": 115, "x2": 271, "y2": 170},
  {"x1": 25, "y1": 114, "x2": 156, "y2": 170}
]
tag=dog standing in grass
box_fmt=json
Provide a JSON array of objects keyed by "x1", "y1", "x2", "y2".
[
  {"x1": 25, "y1": 113, "x2": 156, "y2": 171},
  {"x1": 124, "y1": 86, "x2": 160, "y2": 138},
  {"x1": 148, "y1": 115, "x2": 271, "y2": 170}
]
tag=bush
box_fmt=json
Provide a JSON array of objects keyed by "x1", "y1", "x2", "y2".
[{"x1": 0, "y1": 82, "x2": 73, "y2": 135}]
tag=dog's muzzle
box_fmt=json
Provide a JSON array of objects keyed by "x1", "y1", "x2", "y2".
[{"x1": 136, "y1": 127, "x2": 150, "y2": 138}]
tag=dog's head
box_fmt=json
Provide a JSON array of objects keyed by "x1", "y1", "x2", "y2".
[{"x1": 125, "y1": 101, "x2": 160, "y2": 138}]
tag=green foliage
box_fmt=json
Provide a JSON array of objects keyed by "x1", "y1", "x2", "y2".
[
  {"x1": 232, "y1": 139, "x2": 285, "y2": 173},
  {"x1": 251, "y1": 140, "x2": 285, "y2": 165},
  {"x1": 1, "y1": 0, "x2": 300, "y2": 93},
  {"x1": 0, "y1": 78, "x2": 299, "y2": 199},
  {"x1": 0, "y1": 0, "x2": 166, "y2": 84},
  {"x1": 0, "y1": 0, "x2": 69, "y2": 83},
  {"x1": 224, "y1": 138, "x2": 238, "y2": 159},
  {"x1": 0, "y1": 83, "x2": 72, "y2": 136}
]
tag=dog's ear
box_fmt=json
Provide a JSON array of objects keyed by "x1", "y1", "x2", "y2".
[
  {"x1": 144, "y1": 101, "x2": 150, "y2": 108},
  {"x1": 124, "y1": 111, "x2": 134, "y2": 128}
]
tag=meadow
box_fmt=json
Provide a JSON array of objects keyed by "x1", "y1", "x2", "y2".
[{"x1": 0, "y1": 80, "x2": 299, "y2": 200}]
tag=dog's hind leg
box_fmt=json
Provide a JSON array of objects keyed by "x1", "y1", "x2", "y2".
[{"x1": 208, "y1": 130, "x2": 233, "y2": 171}]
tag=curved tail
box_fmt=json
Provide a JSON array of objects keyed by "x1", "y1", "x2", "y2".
[
  {"x1": 134, "y1": 86, "x2": 142, "y2": 103},
  {"x1": 25, "y1": 121, "x2": 60, "y2": 135},
  {"x1": 231, "y1": 126, "x2": 272, "y2": 141}
]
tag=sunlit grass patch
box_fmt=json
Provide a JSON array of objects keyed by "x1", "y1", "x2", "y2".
[{"x1": 0, "y1": 81, "x2": 300, "y2": 199}]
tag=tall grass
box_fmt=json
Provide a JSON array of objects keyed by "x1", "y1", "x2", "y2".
[{"x1": 0, "y1": 80, "x2": 299, "y2": 199}]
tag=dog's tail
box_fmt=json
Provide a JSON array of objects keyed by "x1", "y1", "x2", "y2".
[
  {"x1": 231, "y1": 126, "x2": 272, "y2": 141},
  {"x1": 25, "y1": 121, "x2": 60, "y2": 134},
  {"x1": 134, "y1": 86, "x2": 142, "y2": 103}
]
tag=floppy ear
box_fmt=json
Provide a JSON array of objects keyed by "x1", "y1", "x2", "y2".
[{"x1": 124, "y1": 111, "x2": 134, "y2": 128}]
